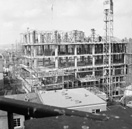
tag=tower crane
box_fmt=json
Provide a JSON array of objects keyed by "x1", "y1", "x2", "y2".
[{"x1": 103, "y1": 0, "x2": 114, "y2": 98}]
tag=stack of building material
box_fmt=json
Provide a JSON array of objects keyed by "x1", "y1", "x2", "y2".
[
  {"x1": 120, "y1": 85, "x2": 132, "y2": 106},
  {"x1": 24, "y1": 30, "x2": 86, "y2": 44},
  {"x1": 67, "y1": 30, "x2": 85, "y2": 43}
]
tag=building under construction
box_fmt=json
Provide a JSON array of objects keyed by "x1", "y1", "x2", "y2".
[
  {"x1": 20, "y1": 29, "x2": 126, "y2": 96},
  {"x1": 19, "y1": 0, "x2": 128, "y2": 97}
]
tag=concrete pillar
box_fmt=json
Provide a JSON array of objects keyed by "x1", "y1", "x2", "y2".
[
  {"x1": 33, "y1": 46, "x2": 37, "y2": 68},
  {"x1": 82, "y1": 44, "x2": 85, "y2": 54},
  {"x1": 109, "y1": 44, "x2": 111, "y2": 66},
  {"x1": 66, "y1": 57, "x2": 68, "y2": 67},
  {"x1": 55, "y1": 45, "x2": 58, "y2": 56},
  {"x1": 23, "y1": 46, "x2": 25, "y2": 55},
  {"x1": 26, "y1": 46, "x2": 28, "y2": 56},
  {"x1": 33, "y1": 46, "x2": 36, "y2": 57},
  {"x1": 124, "y1": 52, "x2": 126, "y2": 65},
  {"x1": 38, "y1": 33, "x2": 41, "y2": 43},
  {"x1": 33, "y1": 31, "x2": 36, "y2": 43},
  {"x1": 55, "y1": 58, "x2": 58, "y2": 68},
  {"x1": 75, "y1": 71, "x2": 77, "y2": 78},
  {"x1": 36, "y1": 33, "x2": 38, "y2": 43},
  {"x1": 34, "y1": 59, "x2": 37, "y2": 68},
  {"x1": 29, "y1": 46, "x2": 31, "y2": 56},
  {"x1": 82, "y1": 56, "x2": 85, "y2": 63},
  {"x1": 93, "y1": 68, "x2": 95, "y2": 76},
  {"x1": 30, "y1": 32, "x2": 33, "y2": 43},
  {"x1": 25, "y1": 34, "x2": 27, "y2": 43},
  {"x1": 124, "y1": 65, "x2": 126, "y2": 75},
  {"x1": 30, "y1": 46, "x2": 32, "y2": 56},
  {"x1": 42, "y1": 45, "x2": 45, "y2": 56},
  {"x1": 92, "y1": 45, "x2": 95, "y2": 67},
  {"x1": 31, "y1": 46, "x2": 34, "y2": 57},
  {"x1": 55, "y1": 45, "x2": 58, "y2": 68},
  {"x1": 74, "y1": 45, "x2": 78, "y2": 78},
  {"x1": 27, "y1": 33, "x2": 30, "y2": 43},
  {"x1": 58, "y1": 46, "x2": 60, "y2": 55},
  {"x1": 74, "y1": 45, "x2": 77, "y2": 68},
  {"x1": 66, "y1": 45, "x2": 68, "y2": 54}
]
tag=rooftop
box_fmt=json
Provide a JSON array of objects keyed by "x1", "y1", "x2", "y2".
[{"x1": 38, "y1": 88, "x2": 106, "y2": 108}]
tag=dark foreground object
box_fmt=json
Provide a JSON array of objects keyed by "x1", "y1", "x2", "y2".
[
  {"x1": 0, "y1": 97, "x2": 107, "y2": 121},
  {"x1": 25, "y1": 106, "x2": 132, "y2": 129},
  {"x1": 0, "y1": 97, "x2": 132, "y2": 129}
]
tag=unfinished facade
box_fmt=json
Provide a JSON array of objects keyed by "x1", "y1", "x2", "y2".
[{"x1": 20, "y1": 29, "x2": 127, "y2": 96}]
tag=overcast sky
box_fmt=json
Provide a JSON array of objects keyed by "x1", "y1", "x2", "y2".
[{"x1": 0, "y1": 0, "x2": 132, "y2": 46}]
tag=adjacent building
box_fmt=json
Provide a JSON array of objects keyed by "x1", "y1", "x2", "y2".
[
  {"x1": 0, "y1": 93, "x2": 42, "y2": 129},
  {"x1": 38, "y1": 88, "x2": 107, "y2": 113}
]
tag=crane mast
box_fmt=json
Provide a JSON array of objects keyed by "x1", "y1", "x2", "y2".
[{"x1": 103, "y1": 0, "x2": 114, "y2": 97}]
